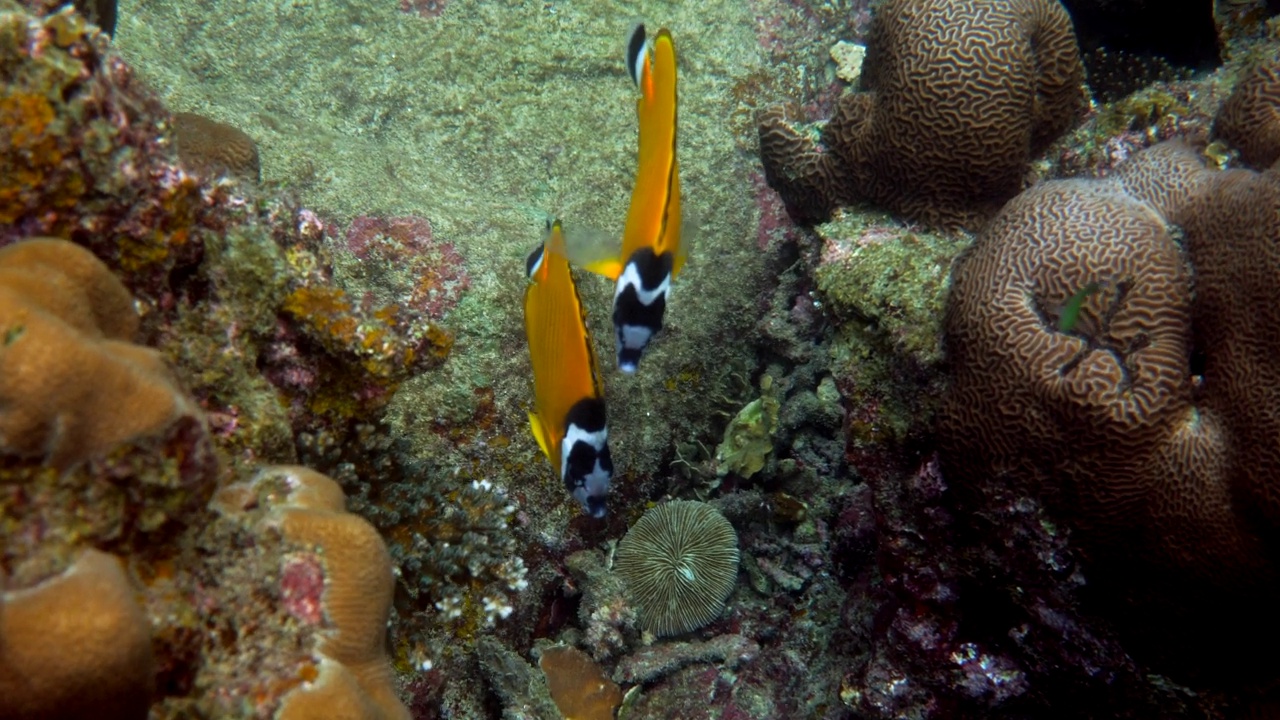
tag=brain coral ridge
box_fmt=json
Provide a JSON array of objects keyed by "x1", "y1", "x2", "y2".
[
  {"x1": 1213, "y1": 52, "x2": 1280, "y2": 170},
  {"x1": 940, "y1": 140, "x2": 1280, "y2": 667},
  {"x1": 758, "y1": 0, "x2": 1086, "y2": 230},
  {"x1": 250, "y1": 465, "x2": 411, "y2": 720}
]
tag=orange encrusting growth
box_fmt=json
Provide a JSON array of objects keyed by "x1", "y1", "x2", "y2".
[
  {"x1": 539, "y1": 645, "x2": 623, "y2": 720},
  {"x1": 621, "y1": 28, "x2": 682, "y2": 279},
  {"x1": 523, "y1": 223, "x2": 605, "y2": 467}
]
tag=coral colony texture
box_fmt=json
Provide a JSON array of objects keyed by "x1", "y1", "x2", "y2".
[{"x1": 7, "y1": 0, "x2": 1280, "y2": 717}]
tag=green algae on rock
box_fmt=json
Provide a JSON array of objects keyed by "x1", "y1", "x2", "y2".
[{"x1": 814, "y1": 211, "x2": 962, "y2": 369}]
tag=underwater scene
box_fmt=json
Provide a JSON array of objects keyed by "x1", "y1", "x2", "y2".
[{"x1": 4, "y1": 0, "x2": 1280, "y2": 717}]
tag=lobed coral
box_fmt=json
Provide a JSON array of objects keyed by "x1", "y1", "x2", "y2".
[
  {"x1": 231, "y1": 466, "x2": 411, "y2": 720},
  {"x1": 758, "y1": 0, "x2": 1086, "y2": 229},
  {"x1": 0, "y1": 549, "x2": 154, "y2": 720},
  {"x1": 0, "y1": 238, "x2": 192, "y2": 471}
]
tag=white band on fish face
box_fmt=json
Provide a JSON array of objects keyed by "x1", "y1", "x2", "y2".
[
  {"x1": 615, "y1": 261, "x2": 671, "y2": 307},
  {"x1": 561, "y1": 422, "x2": 611, "y2": 516}
]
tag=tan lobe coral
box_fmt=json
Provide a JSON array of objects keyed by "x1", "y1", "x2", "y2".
[
  {"x1": 758, "y1": 0, "x2": 1085, "y2": 229},
  {"x1": 0, "y1": 548, "x2": 154, "y2": 720},
  {"x1": 257, "y1": 466, "x2": 410, "y2": 720},
  {"x1": 0, "y1": 238, "x2": 190, "y2": 471}
]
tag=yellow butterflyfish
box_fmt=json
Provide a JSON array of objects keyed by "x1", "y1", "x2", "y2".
[{"x1": 523, "y1": 220, "x2": 614, "y2": 517}]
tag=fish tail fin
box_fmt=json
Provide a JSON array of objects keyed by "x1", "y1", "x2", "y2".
[
  {"x1": 527, "y1": 411, "x2": 554, "y2": 462},
  {"x1": 561, "y1": 225, "x2": 624, "y2": 280},
  {"x1": 673, "y1": 213, "x2": 698, "y2": 279}
]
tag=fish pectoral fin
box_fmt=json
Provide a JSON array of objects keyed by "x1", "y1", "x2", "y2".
[
  {"x1": 561, "y1": 226, "x2": 624, "y2": 281},
  {"x1": 673, "y1": 215, "x2": 698, "y2": 279},
  {"x1": 527, "y1": 411, "x2": 554, "y2": 461}
]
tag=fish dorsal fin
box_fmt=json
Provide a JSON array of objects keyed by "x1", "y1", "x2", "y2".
[
  {"x1": 626, "y1": 23, "x2": 647, "y2": 87},
  {"x1": 527, "y1": 410, "x2": 554, "y2": 461},
  {"x1": 526, "y1": 218, "x2": 557, "y2": 281},
  {"x1": 561, "y1": 225, "x2": 624, "y2": 280}
]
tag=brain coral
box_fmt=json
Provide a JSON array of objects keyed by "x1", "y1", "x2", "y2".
[
  {"x1": 614, "y1": 500, "x2": 740, "y2": 637},
  {"x1": 940, "y1": 141, "x2": 1280, "y2": 671},
  {"x1": 758, "y1": 0, "x2": 1085, "y2": 229},
  {"x1": 172, "y1": 112, "x2": 262, "y2": 182},
  {"x1": 1213, "y1": 53, "x2": 1280, "y2": 170}
]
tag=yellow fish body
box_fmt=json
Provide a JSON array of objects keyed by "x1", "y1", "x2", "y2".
[
  {"x1": 573, "y1": 24, "x2": 683, "y2": 374},
  {"x1": 523, "y1": 220, "x2": 614, "y2": 517}
]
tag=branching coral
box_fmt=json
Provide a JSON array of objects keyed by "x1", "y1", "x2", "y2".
[{"x1": 758, "y1": 0, "x2": 1085, "y2": 229}]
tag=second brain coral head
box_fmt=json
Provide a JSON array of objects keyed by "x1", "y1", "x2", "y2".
[
  {"x1": 939, "y1": 140, "x2": 1280, "y2": 676},
  {"x1": 758, "y1": 0, "x2": 1085, "y2": 230}
]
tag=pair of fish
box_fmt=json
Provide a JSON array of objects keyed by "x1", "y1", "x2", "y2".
[{"x1": 522, "y1": 24, "x2": 684, "y2": 517}]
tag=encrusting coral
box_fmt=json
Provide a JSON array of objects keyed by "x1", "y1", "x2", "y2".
[
  {"x1": 172, "y1": 111, "x2": 262, "y2": 183},
  {"x1": 0, "y1": 548, "x2": 154, "y2": 720},
  {"x1": 0, "y1": 238, "x2": 192, "y2": 471},
  {"x1": 614, "y1": 500, "x2": 740, "y2": 637},
  {"x1": 758, "y1": 0, "x2": 1085, "y2": 229},
  {"x1": 939, "y1": 139, "x2": 1280, "y2": 675},
  {"x1": 538, "y1": 645, "x2": 623, "y2": 720}
]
